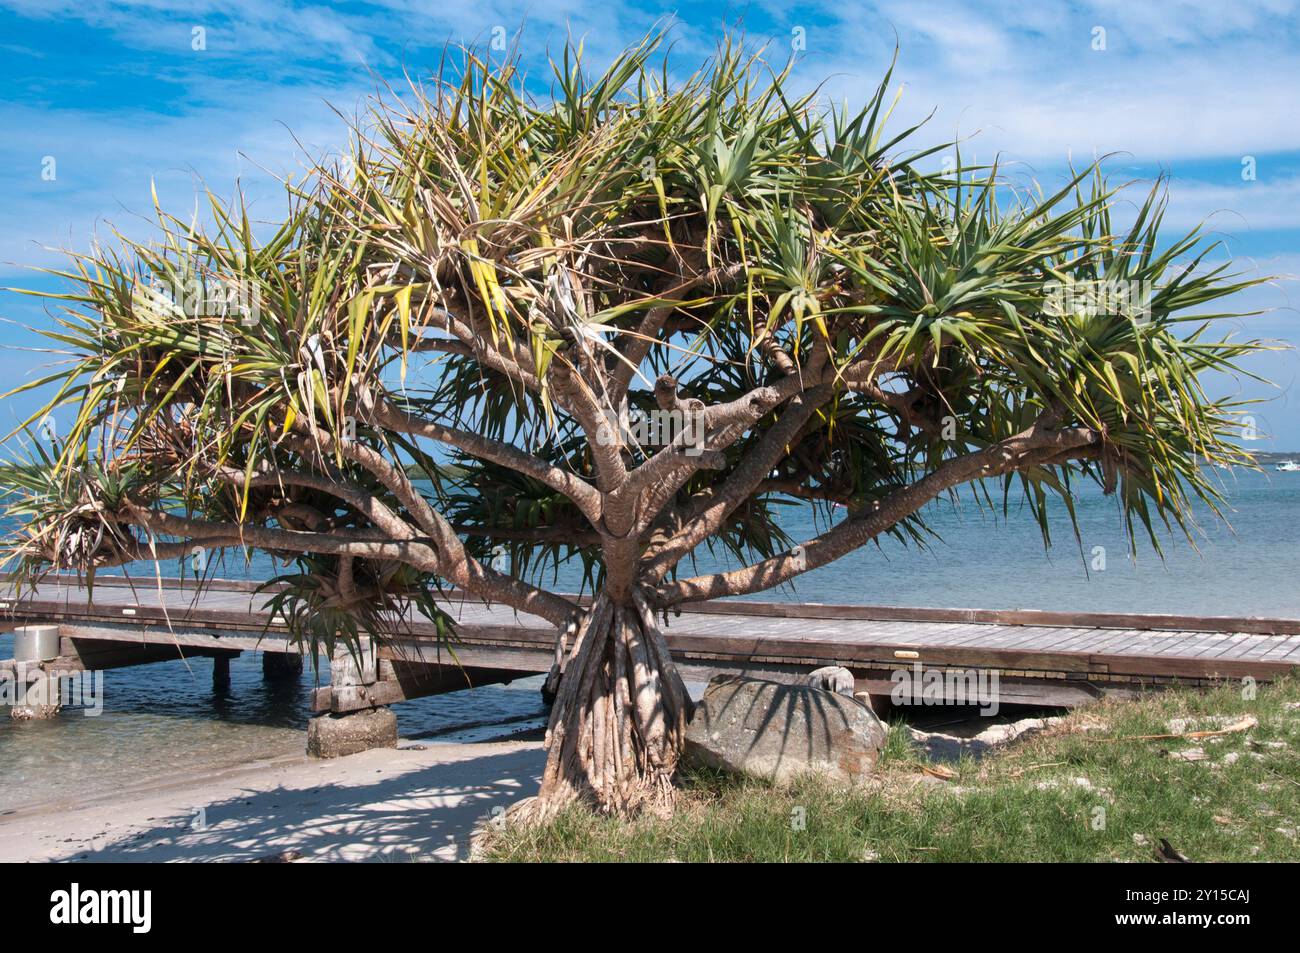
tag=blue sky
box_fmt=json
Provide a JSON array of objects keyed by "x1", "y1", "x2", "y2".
[{"x1": 1, "y1": 0, "x2": 1297, "y2": 445}]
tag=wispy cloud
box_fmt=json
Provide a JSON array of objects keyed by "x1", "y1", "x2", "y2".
[
  {"x1": 1163, "y1": 176, "x2": 1300, "y2": 234},
  {"x1": 0, "y1": 85, "x2": 361, "y2": 276},
  {"x1": 0, "y1": 0, "x2": 1296, "y2": 443},
  {"x1": 796, "y1": 1, "x2": 1300, "y2": 162}
]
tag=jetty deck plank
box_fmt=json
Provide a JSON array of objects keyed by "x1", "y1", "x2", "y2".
[{"x1": 3, "y1": 576, "x2": 1299, "y2": 684}]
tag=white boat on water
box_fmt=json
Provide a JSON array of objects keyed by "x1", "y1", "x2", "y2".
[{"x1": 1276, "y1": 460, "x2": 1300, "y2": 472}]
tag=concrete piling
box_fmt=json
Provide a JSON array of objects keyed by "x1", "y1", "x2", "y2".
[{"x1": 9, "y1": 625, "x2": 63, "y2": 720}]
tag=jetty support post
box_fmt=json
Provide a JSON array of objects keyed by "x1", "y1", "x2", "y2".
[
  {"x1": 263, "y1": 651, "x2": 303, "y2": 682},
  {"x1": 8, "y1": 665, "x2": 62, "y2": 720},
  {"x1": 212, "y1": 654, "x2": 231, "y2": 692},
  {"x1": 306, "y1": 636, "x2": 397, "y2": 758},
  {"x1": 9, "y1": 625, "x2": 62, "y2": 721}
]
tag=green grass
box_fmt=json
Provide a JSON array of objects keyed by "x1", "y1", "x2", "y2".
[{"x1": 483, "y1": 674, "x2": 1300, "y2": 862}]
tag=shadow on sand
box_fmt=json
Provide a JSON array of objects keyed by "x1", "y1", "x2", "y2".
[{"x1": 49, "y1": 746, "x2": 545, "y2": 864}]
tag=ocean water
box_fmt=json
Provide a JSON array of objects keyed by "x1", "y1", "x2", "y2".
[
  {"x1": 1, "y1": 467, "x2": 1297, "y2": 810},
  {"x1": 751, "y1": 466, "x2": 1300, "y2": 618}
]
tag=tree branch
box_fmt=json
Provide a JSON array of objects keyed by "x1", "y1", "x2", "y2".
[
  {"x1": 122, "y1": 506, "x2": 443, "y2": 565},
  {"x1": 209, "y1": 462, "x2": 417, "y2": 542},
  {"x1": 552, "y1": 361, "x2": 629, "y2": 498},
  {"x1": 651, "y1": 422, "x2": 1103, "y2": 605},
  {"x1": 607, "y1": 262, "x2": 745, "y2": 404},
  {"x1": 418, "y1": 307, "x2": 541, "y2": 390},
  {"x1": 366, "y1": 392, "x2": 603, "y2": 525},
  {"x1": 639, "y1": 383, "x2": 837, "y2": 578},
  {"x1": 287, "y1": 429, "x2": 577, "y2": 625}
]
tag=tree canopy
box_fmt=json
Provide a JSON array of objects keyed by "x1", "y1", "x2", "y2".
[{"x1": 0, "y1": 32, "x2": 1267, "y2": 812}]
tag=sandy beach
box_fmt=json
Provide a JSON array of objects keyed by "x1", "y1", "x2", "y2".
[{"x1": 0, "y1": 739, "x2": 545, "y2": 863}]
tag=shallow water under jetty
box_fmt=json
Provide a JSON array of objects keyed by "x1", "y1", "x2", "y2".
[{"x1": 0, "y1": 644, "x2": 550, "y2": 812}]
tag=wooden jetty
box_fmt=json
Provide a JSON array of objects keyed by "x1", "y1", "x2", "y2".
[{"x1": 3, "y1": 575, "x2": 1298, "y2": 749}]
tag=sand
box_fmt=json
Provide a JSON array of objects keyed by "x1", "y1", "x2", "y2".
[{"x1": 0, "y1": 739, "x2": 546, "y2": 863}]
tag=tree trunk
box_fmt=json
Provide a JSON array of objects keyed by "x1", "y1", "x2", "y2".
[{"x1": 531, "y1": 589, "x2": 692, "y2": 817}]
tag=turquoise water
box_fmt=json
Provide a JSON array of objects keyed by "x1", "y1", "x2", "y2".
[
  {"x1": 1, "y1": 467, "x2": 1297, "y2": 810},
  {"x1": 757, "y1": 466, "x2": 1300, "y2": 617}
]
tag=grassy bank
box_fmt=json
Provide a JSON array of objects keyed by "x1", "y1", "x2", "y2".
[{"x1": 484, "y1": 674, "x2": 1300, "y2": 862}]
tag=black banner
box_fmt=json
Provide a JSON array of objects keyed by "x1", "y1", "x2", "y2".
[{"x1": 9, "y1": 861, "x2": 1275, "y2": 940}]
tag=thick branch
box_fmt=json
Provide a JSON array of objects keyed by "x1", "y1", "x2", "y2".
[
  {"x1": 122, "y1": 506, "x2": 443, "y2": 565},
  {"x1": 756, "y1": 478, "x2": 854, "y2": 505},
  {"x1": 366, "y1": 393, "x2": 602, "y2": 525},
  {"x1": 80, "y1": 537, "x2": 241, "y2": 569},
  {"x1": 608, "y1": 262, "x2": 745, "y2": 404},
  {"x1": 210, "y1": 463, "x2": 416, "y2": 541},
  {"x1": 418, "y1": 308, "x2": 542, "y2": 391},
  {"x1": 652, "y1": 422, "x2": 1103, "y2": 605},
  {"x1": 607, "y1": 373, "x2": 807, "y2": 537},
  {"x1": 609, "y1": 303, "x2": 674, "y2": 400},
  {"x1": 755, "y1": 334, "x2": 797, "y2": 376},
  {"x1": 552, "y1": 361, "x2": 628, "y2": 498},
  {"x1": 640, "y1": 383, "x2": 836, "y2": 578},
  {"x1": 287, "y1": 430, "x2": 576, "y2": 625},
  {"x1": 849, "y1": 379, "x2": 943, "y2": 437}
]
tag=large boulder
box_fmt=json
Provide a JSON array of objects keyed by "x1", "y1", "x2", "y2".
[
  {"x1": 307, "y1": 707, "x2": 398, "y2": 758},
  {"x1": 805, "y1": 665, "x2": 856, "y2": 696},
  {"x1": 684, "y1": 675, "x2": 887, "y2": 786}
]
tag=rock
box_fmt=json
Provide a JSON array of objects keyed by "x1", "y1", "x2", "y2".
[
  {"x1": 306, "y1": 707, "x2": 398, "y2": 758},
  {"x1": 8, "y1": 675, "x2": 60, "y2": 721},
  {"x1": 805, "y1": 666, "x2": 855, "y2": 696},
  {"x1": 1166, "y1": 713, "x2": 1257, "y2": 734},
  {"x1": 250, "y1": 848, "x2": 303, "y2": 863},
  {"x1": 684, "y1": 675, "x2": 886, "y2": 786},
  {"x1": 973, "y1": 717, "x2": 1061, "y2": 746},
  {"x1": 909, "y1": 714, "x2": 1062, "y2": 762}
]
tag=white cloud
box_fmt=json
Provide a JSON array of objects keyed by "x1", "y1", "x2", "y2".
[
  {"x1": 800, "y1": 1, "x2": 1300, "y2": 162},
  {"x1": 1162, "y1": 176, "x2": 1300, "y2": 234},
  {"x1": 0, "y1": 0, "x2": 656, "y2": 69},
  {"x1": 0, "y1": 0, "x2": 677, "y2": 281},
  {"x1": 1084, "y1": 0, "x2": 1299, "y2": 48},
  {"x1": 0, "y1": 84, "x2": 358, "y2": 277}
]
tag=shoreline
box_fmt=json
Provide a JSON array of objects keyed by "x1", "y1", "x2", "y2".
[
  {"x1": 0, "y1": 738, "x2": 545, "y2": 863},
  {"x1": 0, "y1": 704, "x2": 1056, "y2": 863}
]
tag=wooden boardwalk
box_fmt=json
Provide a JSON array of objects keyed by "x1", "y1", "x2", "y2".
[{"x1": 3, "y1": 576, "x2": 1299, "y2": 714}]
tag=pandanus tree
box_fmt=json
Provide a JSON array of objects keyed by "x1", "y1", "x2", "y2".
[{"x1": 0, "y1": 34, "x2": 1264, "y2": 816}]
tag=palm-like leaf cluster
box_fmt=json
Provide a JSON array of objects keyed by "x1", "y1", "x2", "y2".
[{"x1": 0, "y1": 31, "x2": 1267, "y2": 646}]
